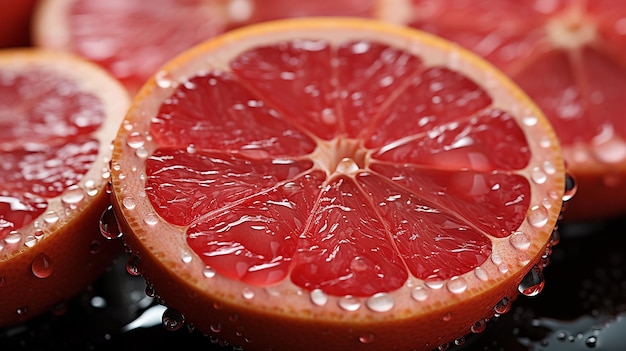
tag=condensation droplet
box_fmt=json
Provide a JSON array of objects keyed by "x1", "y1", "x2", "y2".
[
  {"x1": 4, "y1": 231, "x2": 21, "y2": 245},
  {"x1": 509, "y1": 231, "x2": 531, "y2": 250},
  {"x1": 181, "y1": 250, "x2": 192, "y2": 263},
  {"x1": 84, "y1": 179, "x2": 99, "y2": 196},
  {"x1": 136, "y1": 147, "x2": 149, "y2": 159},
  {"x1": 126, "y1": 131, "x2": 146, "y2": 148},
  {"x1": 61, "y1": 185, "x2": 85, "y2": 205},
  {"x1": 155, "y1": 70, "x2": 175, "y2": 89},
  {"x1": 531, "y1": 166, "x2": 547, "y2": 184},
  {"x1": 542, "y1": 160, "x2": 556, "y2": 175},
  {"x1": 126, "y1": 255, "x2": 142, "y2": 276},
  {"x1": 359, "y1": 333, "x2": 375, "y2": 344},
  {"x1": 310, "y1": 288, "x2": 328, "y2": 306},
  {"x1": 338, "y1": 296, "x2": 361, "y2": 312},
  {"x1": 470, "y1": 319, "x2": 487, "y2": 333},
  {"x1": 16, "y1": 306, "x2": 28, "y2": 316},
  {"x1": 210, "y1": 323, "x2": 222, "y2": 333},
  {"x1": 518, "y1": 266, "x2": 545, "y2": 297},
  {"x1": 122, "y1": 197, "x2": 136, "y2": 210},
  {"x1": 0, "y1": 277, "x2": 6, "y2": 288},
  {"x1": 90, "y1": 240, "x2": 102, "y2": 254},
  {"x1": 203, "y1": 266, "x2": 216, "y2": 278},
  {"x1": 522, "y1": 115, "x2": 538, "y2": 126},
  {"x1": 494, "y1": 297, "x2": 511, "y2": 315},
  {"x1": 425, "y1": 279, "x2": 444, "y2": 289},
  {"x1": 51, "y1": 301, "x2": 68, "y2": 316},
  {"x1": 42, "y1": 210, "x2": 60, "y2": 224},
  {"x1": 366, "y1": 292, "x2": 394, "y2": 312},
  {"x1": 144, "y1": 213, "x2": 159, "y2": 226},
  {"x1": 31, "y1": 253, "x2": 53, "y2": 278},
  {"x1": 411, "y1": 285, "x2": 429, "y2": 301},
  {"x1": 563, "y1": 172, "x2": 577, "y2": 202},
  {"x1": 23, "y1": 235, "x2": 37, "y2": 248},
  {"x1": 162, "y1": 307, "x2": 185, "y2": 331},
  {"x1": 446, "y1": 276, "x2": 467, "y2": 294},
  {"x1": 442, "y1": 312, "x2": 452, "y2": 322},
  {"x1": 242, "y1": 288, "x2": 254, "y2": 300},
  {"x1": 527, "y1": 205, "x2": 549, "y2": 228},
  {"x1": 99, "y1": 205, "x2": 123, "y2": 240}
]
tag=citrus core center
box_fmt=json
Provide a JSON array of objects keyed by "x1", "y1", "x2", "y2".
[
  {"x1": 546, "y1": 10, "x2": 597, "y2": 49},
  {"x1": 313, "y1": 138, "x2": 368, "y2": 177}
]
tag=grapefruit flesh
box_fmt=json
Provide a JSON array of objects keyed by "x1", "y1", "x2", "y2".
[
  {"x1": 397, "y1": 0, "x2": 626, "y2": 219},
  {"x1": 0, "y1": 49, "x2": 129, "y2": 327},
  {"x1": 33, "y1": 0, "x2": 376, "y2": 92},
  {"x1": 110, "y1": 18, "x2": 566, "y2": 351}
]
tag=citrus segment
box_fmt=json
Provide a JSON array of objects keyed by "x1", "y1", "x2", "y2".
[
  {"x1": 110, "y1": 18, "x2": 566, "y2": 351},
  {"x1": 33, "y1": 0, "x2": 376, "y2": 92},
  {"x1": 0, "y1": 49, "x2": 129, "y2": 327},
  {"x1": 398, "y1": 0, "x2": 626, "y2": 219}
]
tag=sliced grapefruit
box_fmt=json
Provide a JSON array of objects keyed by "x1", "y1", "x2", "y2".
[
  {"x1": 109, "y1": 18, "x2": 568, "y2": 351},
  {"x1": 387, "y1": 0, "x2": 626, "y2": 220},
  {"x1": 32, "y1": 0, "x2": 376, "y2": 93},
  {"x1": 0, "y1": 49, "x2": 130, "y2": 327}
]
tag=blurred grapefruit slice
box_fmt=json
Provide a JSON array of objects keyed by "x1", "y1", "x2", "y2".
[
  {"x1": 0, "y1": 49, "x2": 129, "y2": 327},
  {"x1": 109, "y1": 18, "x2": 569, "y2": 350},
  {"x1": 32, "y1": 0, "x2": 376, "y2": 93},
  {"x1": 391, "y1": 0, "x2": 626, "y2": 220}
]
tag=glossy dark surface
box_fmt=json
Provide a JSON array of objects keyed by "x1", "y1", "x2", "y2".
[{"x1": 1, "y1": 217, "x2": 625, "y2": 351}]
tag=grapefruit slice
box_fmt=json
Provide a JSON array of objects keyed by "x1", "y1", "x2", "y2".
[
  {"x1": 32, "y1": 0, "x2": 376, "y2": 93},
  {"x1": 388, "y1": 0, "x2": 626, "y2": 220},
  {"x1": 0, "y1": 49, "x2": 129, "y2": 327},
  {"x1": 109, "y1": 18, "x2": 569, "y2": 351}
]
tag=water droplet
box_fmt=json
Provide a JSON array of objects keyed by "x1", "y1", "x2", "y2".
[
  {"x1": 310, "y1": 288, "x2": 328, "y2": 306},
  {"x1": 550, "y1": 229, "x2": 561, "y2": 246},
  {"x1": 509, "y1": 231, "x2": 531, "y2": 250},
  {"x1": 203, "y1": 266, "x2": 216, "y2": 278},
  {"x1": 454, "y1": 337, "x2": 465, "y2": 346},
  {"x1": 122, "y1": 197, "x2": 136, "y2": 210},
  {"x1": 51, "y1": 301, "x2": 68, "y2": 316},
  {"x1": 531, "y1": 166, "x2": 547, "y2": 184},
  {"x1": 42, "y1": 210, "x2": 59, "y2": 224},
  {"x1": 527, "y1": 205, "x2": 549, "y2": 228},
  {"x1": 31, "y1": 253, "x2": 53, "y2": 278},
  {"x1": 338, "y1": 296, "x2": 361, "y2": 311},
  {"x1": 61, "y1": 185, "x2": 85, "y2": 205},
  {"x1": 34, "y1": 229, "x2": 44, "y2": 239},
  {"x1": 162, "y1": 307, "x2": 185, "y2": 331},
  {"x1": 411, "y1": 285, "x2": 429, "y2": 301},
  {"x1": 446, "y1": 276, "x2": 467, "y2": 294},
  {"x1": 542, "y1": 160, "x2": 556, "y2": 175},
  {"x1": 242, "y1": 288, "x2": 254, "y2": 300},
  {"x1": 126, "y1": 255, "x2": 142, "y2": 276},
  {"x1": 4, "y1": 231, "x2": 21, "y2": 245},
  {"x1": 522, "y1": 115, "x2": 538, "y2": 126},
  {"x1": 563, "y1": 172, "x2": 577, "y2": 202},
  {"x1": 186, "y1": 144, "x2": 196, "y2": 154},
  {"x1": 23, "y1": 235, "x2": 37, "y2": 248},
  {"x1": 136, "y1": 147, "x2": 149, "y2": 159},
  {"x1": 90, "y1": 296, "x2": 107, "y2": 308},
  {"x1": 144, "y1": 213, "x2": 159, "y2": 226},
  {"x1": 442, "y1": 312, "x2": 452, "y2": 321},
  {"x1": 366, "y1": 292, "x2": 394, "y2": 312},
  {"x1": 210, "y1": 323, "x2": 222, "y2": 333},
  {"x1": 585, "y1": 335, "x2": 598, "y2": 348},
  {"x1": 126, "y1": 132, "x2": 146, "y2": 148},
  {"x1": 16, "y1": 306, "x2": 28, "y2": 316},
  {"x1": 494, "y1": 297, "x2": 511, "y2": 315},
  {"x1": 155, "y1": 70, "x2": 175, "y2": 89},
  {"x1": 518, "y1": 266, "x2": 545, "y2": 297},
  {"x1": 99, "y1": 205, "x2": 123, "y2": 240},
  {"x1": 425, "y1": 279, "x2": 445, "y2": 289},
  {"x1": 359, "y1": 333, "x2": 375, "y2": 344},
  {"x1": 470, "y1": 319, "x2": 487, "y2": 333},
  {"x1": 181, "y1": 250, "x2": 192, "y2": 263}
]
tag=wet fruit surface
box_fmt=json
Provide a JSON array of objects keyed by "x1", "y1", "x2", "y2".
[{"x1": 1, "y1": 219, "x2": 624, "y2": 350}]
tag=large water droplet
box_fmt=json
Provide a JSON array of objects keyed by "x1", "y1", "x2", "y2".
[
  {"x1": 126, "y1": 254, "x2": 142, "y2": 276},
  {"x1": 338, "y1": 296, "x2": 361, "y2": 311},
  {"x1": 494, "y1": 297, "x2": 511, "y2": 315},
  {"x1": 126, "y1": 131, "x2": 146, "y2": 149},
  {"x1": 42, "y1": 210, "x2": 59, "y2": 224},
  {"x1": 162, "y1": 307, "x2": 185, "y2": 331},
  {"x1": 122, "y1": 197, "x2": 136, "y2": 210},
  {"x1": 518, "y1": 266, "x2": 545, "y2": 297},
  {"x1": 411, "y1": 285, "x2": 429, "y2": 301},
  {"x1": 61, "y1": 185, "x2": 85, "y2": 206},
  {"x1": 446, "y1": 276, "x2": 467, "y2": 294},
  {"x1": 470, "y1": 319, "x2": 487, "y2": 333},
  {"x1": 4, "y1": 231, "x2": 21, "y2": 245},
  {"x1": 99, "y1": 205, "x2": 123, "y2": 240},
  {"x1": 144, "y1": 213, "x2": 159, "y2": 226},
  {"x1": 563, "y1": 172, "x2": 577, "y2": 202},
  {"x1": 366, "y1": 292, "x2": 394, "y2": 312},
  {"x1": 310, "y1": 288, "x2": 328, "y2": 306},
  {"x1": 31, "y1": 253, "x2": 53, "y2": 278},
  {"x1": 527, "y1": 205, "x2": 549, "y2": 228},
  {"x1": 509, "y1": 231, "x2": 531, "y2": 250}
]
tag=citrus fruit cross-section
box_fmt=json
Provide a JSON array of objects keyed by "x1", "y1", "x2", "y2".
[
  {"x1": 0, "y1": 49, "x2": 129, "y2": 327},
  {"x1": 109, "y1": 18, "x2": 569, "y2": 351}
]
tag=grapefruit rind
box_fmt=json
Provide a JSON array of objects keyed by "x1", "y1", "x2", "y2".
[
  {"x1": 0, "y1": 49, "x2": 130, "y2": 327},
  {"x1": 110, "y1": 18, "x2": 565, "y2": 351}
]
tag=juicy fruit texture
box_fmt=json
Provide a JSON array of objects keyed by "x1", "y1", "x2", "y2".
[
  {"x1": 0, "y1": 49, "x2": 129, "y2": 327},
  {"x1": 33, "y1": 0, "x2": 376, "y2": 92},
  {"x1": 396, "y1": 0, "x2": 626, "y2": 220},
  {"x1": 111, "y1": 18, "x2": 566, "y2": 351}
]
